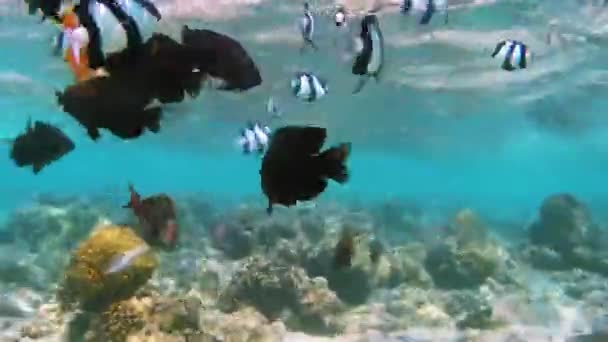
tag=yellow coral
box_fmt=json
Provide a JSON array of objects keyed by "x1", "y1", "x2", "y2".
[{"x1": 59, "y1": 224, "x2": 158, "y2": 312}]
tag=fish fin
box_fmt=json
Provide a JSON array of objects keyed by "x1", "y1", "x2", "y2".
[
  {"x1": 123, "y1": 183, "x2": 141, "y2": 209},
  {"x1": 266, "y1": 201, "x2": 273, "y2": 215},
  {"x1": 318, "y1": 142, "x2": 351, "y2": 184},
  {"x1": 373, "y1": 70, "x2": 382, "y2": 83},
  {"x1": 352, "y1": 76, "x2": 369, "y2": 94},
  {"x1": 300, "y1": 39, "x2": 318, "y2": 54},
  {"x1": 491, "y1": 41, "x2": 505, "y2": 58},
  {"x1": 143, "y1": 107, "x2": 162, "y2": 133},
  {"x1": 309, "y1": 39, "x2": 318, "y2": 51},
  {"x1": 138, "y1": 0, "x2": 162, "y2": 21},
  {"x1": 32, "y1": 164, "x2": 43, "y2": 174},
  {"x1": 55, "y1": 90, "x2": 64, "y2": 105},
  {"x1": 86, "y1": 126, "x2": 100, "y2": 141}
]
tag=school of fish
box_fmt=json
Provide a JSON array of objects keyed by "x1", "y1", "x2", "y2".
[{"x1": 5, "y1": 0, "x2": 543, "y2": 267}]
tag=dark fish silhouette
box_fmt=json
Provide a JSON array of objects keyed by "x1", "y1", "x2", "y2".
[
  {"x1": 123, "y1": 183, "x2": 178, "y2": 250},
  {"x1": 24, "y1": 0, "x2": 61, "y2": 22},
  {"x1": 55, "y1": 75, "x2": 162, "y2": 141},
  {"x1": 9, "y1": 119, "x2": 74, "y2": 174},
  {"x1": 105, "y1": 33, "x2": 208, "y2": 104},
  {"x1": 181, "y1": 25, "x2": 262, "y2": 91},
  {"x1": 260, "y1": 126, "x2": 351, "y2": 215}
]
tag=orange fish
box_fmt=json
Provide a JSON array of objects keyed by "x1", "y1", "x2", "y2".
[
  {"x1": 123, "y1": 183, "x2": 179, "y2": 250},
  {"x1": 60, "y1": 8, "x2": 93, "y2": 82}
]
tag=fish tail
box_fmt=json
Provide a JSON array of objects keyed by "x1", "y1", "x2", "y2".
[
  {"x1": 309, "y1": 39, "x2": 318, "y2": 51},
  {"x1": 55, "y1": 90, "x2": 64, "y2": 105},
  {"x1": 143, "y1": 107, "x2": 162, "y2": 133},
  {"x1": 318, "y1": 142, "x2": 351, "y2": 184}
]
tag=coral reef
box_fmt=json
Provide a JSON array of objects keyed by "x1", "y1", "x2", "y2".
[
  {"x1": 101, "y1": 299, "x2": 146, "y2": 341},
  {"x1": 527, "y1": 193, "x2": 608, "y2": 275},
  {"x1": 218, "y1": 255, "x2": 344, "y2": 334},
  {"x1": 528, "y1": 193, "x2": 598, "y2": 252},
  {"x1": 6, "y1": 198, "x2": 113, "y2": 252},
  {"x1": 0, "y1": 194, "x2": 607, "y2": 342},
  {"x1": 58, "y1": 224, "x2": 158, "y2": 312},
  {"x1": 424, "y1": 208, "x2": 508, "y2": 289}
]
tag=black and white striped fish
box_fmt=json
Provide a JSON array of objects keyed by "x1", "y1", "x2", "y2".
[
  {"x1": 291, "y1": 72, "x2": 328, "y2": 102},
  {"x1": 401, "y1": 0, "x2": 448, "y2": 25},
  {"x1": 298, "y1": 2, "x2": 318, "y2": 52},
  {"x1": 334, "y1": 5, "x2": 347, "y2": 27},
  {"x1": 236, "y1": 121, "x2": 271, "y2": 155},
  {"x1": 351, "y1": 14, "x2": 384, "y2": 94},
  {"x1": 491, "y1": 40, "x2": 531, "y2": 71}
]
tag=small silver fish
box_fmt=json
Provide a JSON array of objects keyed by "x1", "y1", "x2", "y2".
[{"x1": 104, "y1": 244, "x2": 151, "y2": 274}]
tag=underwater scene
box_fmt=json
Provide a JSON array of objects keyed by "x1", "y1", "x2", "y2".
[{"x1": 1, "y1": 0, "x2": 608, "y2": 340}]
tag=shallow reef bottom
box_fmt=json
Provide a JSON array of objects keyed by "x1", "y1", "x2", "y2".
[{"x1": 0, "y1": 192, "x2": 607, "y2": 342}]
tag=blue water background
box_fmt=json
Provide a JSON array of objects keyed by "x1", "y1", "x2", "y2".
[{"x1": 0, "y1": 0, "x2": 608, "y2": 227}]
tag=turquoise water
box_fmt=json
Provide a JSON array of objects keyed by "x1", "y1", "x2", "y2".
[
  {"x1": 2, "y1": 1, "x2": 608, "y2": 340},
  {"x1": 0, "y1": 0, "x2": 607, "y2": 216}
]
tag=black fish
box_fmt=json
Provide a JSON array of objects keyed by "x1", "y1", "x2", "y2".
[
  {"x1": 24, "y1": 0, "x2": 61, "y2": 22},
  {"x1": 181, "y1": 25, "x2": 262, "y2": 91},
  {"x1": 352, "y1": 14, "x2": 384, "y2": 94},
  {"x1": 9, "y1": 119, "x2": 74, "y2": 174},
  {"x1": 55, "y1": 76, "x2": 162, "y2": 141},
  {"x1": 260, "y1": 126, "x2": 351, "y2": 215},
  {"x1": 106, "y1": 33, "x2": 208, "y2": 103}
]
